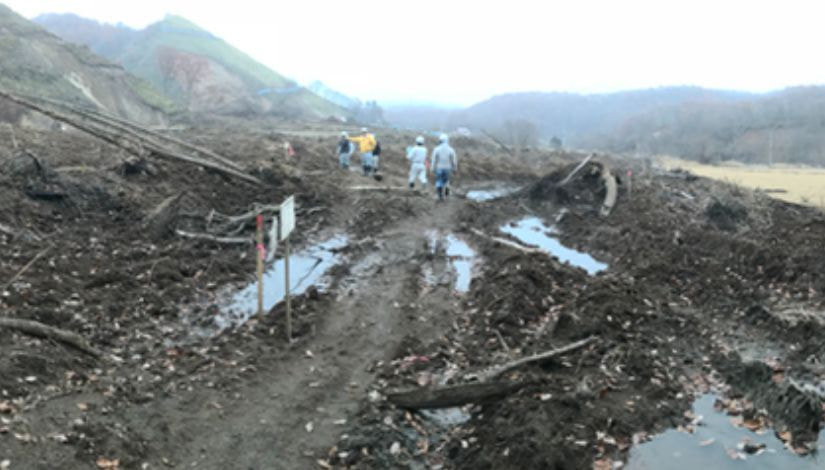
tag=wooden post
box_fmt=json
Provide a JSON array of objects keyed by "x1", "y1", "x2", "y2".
[
  {"x1": 285, "y1": 235, "x2": 292, "y2": 342},
  {"x1": 256, "y1": 215, "x2": 264, "y2": 316}
]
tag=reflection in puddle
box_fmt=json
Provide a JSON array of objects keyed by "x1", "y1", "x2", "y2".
[
  {"x1": 466, "y1": 186, "x2": 520, "y2": 202},
  {"x1": 419, "y1": 407, "x2": 472, "y2": 427},
  {"x1": 424, "y1": 231, "x2": 477, "y2": 293},
  {"x1": 446, "y1": 234, "x2": 475, "y2": 293},
  {"x1": 500, "y1": 217, "x2": 607, "y2": 275},
  {"x1": 214, "y1": 235, "x2": 348, "y2": 330},
  {"x1": 627, "y1": 394, "x2": 825, "y2": 469}
]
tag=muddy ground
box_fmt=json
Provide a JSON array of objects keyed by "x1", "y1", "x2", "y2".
[{"x1": 1, "y1": 121, "x2": 824, "y2": 470}]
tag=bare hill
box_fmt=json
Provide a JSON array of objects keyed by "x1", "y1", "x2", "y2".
[
  {"x1": 0, "y1": 4, "x2": 170, "y2": 125},
  {"x1": 35, "y1": 13, "x2": 347, "y2": 119}
]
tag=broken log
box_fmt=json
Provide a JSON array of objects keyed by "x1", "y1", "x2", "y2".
[
  {"x1": 145, "y1": 193, "x2": 184, "y2": 240},
  {"x1": 0, "y1": 317, "x2": 102, "y2": 358},
  {"x1": 559, "y1": 153, "x2": 595, "y2": 186},
  {"x1": 387, "y1": 337, "x2": 597, "y2": 409},
  {"x1": 600, "y1": 166, "x2": 618, "y2": 217},
  {"x1": 0, "y1": 90, "x2": 261, "y2": 185},
  {"x1": 469, "y1": 228, "x2": 544, "y2": 254},
  {"x1": 387, "y1": 381, "x2": 526, "y2": 409},
  {"x1": 174, "y1": 229, "x2": 251, "y2": 245}
]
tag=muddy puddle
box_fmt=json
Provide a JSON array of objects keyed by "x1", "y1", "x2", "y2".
[
  {"x1": 500, "y1": 217, "x2": 607, "y2": 275},
  {"x1": 425, "y1": 231, "x2": 477, "y2": 293},
  {"x1": 627, "y1": 394, "x2": 825, "y2": 469},
  {"x1": 465, "y1": 185, "x2": 520, "y2": 202},
  {"x1": 184, "y1": 235, "x2": 348, "y2": 335}
]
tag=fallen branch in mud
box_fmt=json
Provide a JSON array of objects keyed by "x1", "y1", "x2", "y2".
[
  {"x1": 0, "y1": 90, "x2": 261, "y2": 185},
  {"x1": 559, "y1": 153, "x2": 594, "y2": 186},
  {"x1": 387, "y1": 337, "x2": 597, "y2": 409},
  {"x1": 0, "y1": 318, "x2": 102, "y2": 358},
  {"x1": 469, "y1": 228, "x2": 544, "y2": 254},
  {"x1": 174, "y1": 229, "x2": 251, "y2": 245},
  {"x1": 3, "y1": 245, "x2": 52, "y2": 290},
  {"x1": 388, "y1": 381, "x2": 527, "y2": 409},
  {"x1": 470, "y1": 336, "x2": 597, "y2": 382}
]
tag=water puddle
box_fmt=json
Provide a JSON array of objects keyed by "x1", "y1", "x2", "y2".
[
  {"x1": 466, "y1": 185, "x2": 520, "y2": 202},
  {"x1": 500, "y1": 217, "x2": 607, "y2": 275},
  {"x1": 424, "y1": 231, "x2": 477, "y2": 293},
  {"x1": 205, "y1": 235, "x2": 348, "y2": 333},
  {"x1": 446, "y1": 234, "x2": 475, "y2": 293},
  {"x1": 627, "y1": 394, "x2": 825, "y2": 469},
  {"x1": 418, "y1": 407, "x2": 472, "y2": 427}
]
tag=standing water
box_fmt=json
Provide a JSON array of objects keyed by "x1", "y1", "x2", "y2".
[
  {"x1": 627, "y1": 394, "x2": 825, "y2": 469},
  {"x1": 500, "y1": 217, "x2": 607, "y2": 275},
  {"x1": 213, "y1": 235, "x2": 348, "y2": 331},
  {"x1": 445, "y1": 234, "x2": 476, "y2": 293},
  {"x1": 466, "y1": 186, "x2": 520, "y2": 202}
]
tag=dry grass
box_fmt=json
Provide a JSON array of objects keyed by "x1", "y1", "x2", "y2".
[{"x1": 657, "y1": 156, "x2": 825, "y2": 208}]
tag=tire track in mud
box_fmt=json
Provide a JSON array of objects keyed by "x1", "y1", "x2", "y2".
[{"x1": 103, "y1": 197, "x2": 466, "y2": 469}]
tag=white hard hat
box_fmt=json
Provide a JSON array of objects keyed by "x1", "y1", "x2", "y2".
[
  {"x1": 439, "y1": 133, "x2": 449, "y2": 143},
  {"x1": 415, "y1": 135, "x2": 424, "y2": 144},
  {"x1": 340, "y1": 131, "x2": 348, "y2": 138},
  {"x1": 360, "y1": 127, "x2": 369, "y2": 133}
]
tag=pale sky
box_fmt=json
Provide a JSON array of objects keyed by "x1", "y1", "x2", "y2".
[{"x1": 5, "y1": 0, "x2": 825, "y2": 106}]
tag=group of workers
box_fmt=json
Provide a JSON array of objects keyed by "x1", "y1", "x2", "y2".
[{"x1": 337, "y1": 128, "x2": 458, "y2": 201}]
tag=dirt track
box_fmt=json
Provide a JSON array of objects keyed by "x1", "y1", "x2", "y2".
[{"x1": 1, "y1": 123, "x2": 825, "y2": 469}]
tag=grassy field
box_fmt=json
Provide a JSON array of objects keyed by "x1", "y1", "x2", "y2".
[{"x1": 658, "y1": 157, "x2": 825, "y2": 208}]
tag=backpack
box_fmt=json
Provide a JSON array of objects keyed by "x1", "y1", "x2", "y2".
[
  {"x1": 339, "y1": 140, "x2": 350, "y2": 154},
  {"x1": 373, "y1": 141, "x2": 381, "y2": 156}
]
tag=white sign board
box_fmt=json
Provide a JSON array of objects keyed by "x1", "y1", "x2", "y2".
[
  {"x1": 279, "y1": 196, "x2": 295, "y2": 241},
  {"x1": 266, "y1": 217, "x2": 278, "y2": 262}
]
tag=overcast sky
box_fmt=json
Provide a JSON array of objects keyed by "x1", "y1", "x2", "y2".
[{"x1": 5, "y1": 0, "x2": 825, "y2": 106}]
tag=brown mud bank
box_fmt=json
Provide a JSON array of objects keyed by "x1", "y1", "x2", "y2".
[{"x1": 329, "y1": 157, "x2": 825, "y2": 469}]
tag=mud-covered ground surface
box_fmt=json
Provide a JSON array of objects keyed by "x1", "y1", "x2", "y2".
[{"x1": 1, "y1": 121, "x2": 824, "y2": 470}]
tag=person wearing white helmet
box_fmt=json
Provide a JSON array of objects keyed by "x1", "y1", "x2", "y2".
[
  {"x1": 347, "y1": 127, "x2": 377, "y2": 176},
  {"x1": 337, "y1": 131, "x2": 354, "y2": 169},
  {"x1": 430, "y1": 133, "x2": 457, "y2": 201},
  {"x1": 406, "y1": 135, "x2": 428, "y2": 189}
]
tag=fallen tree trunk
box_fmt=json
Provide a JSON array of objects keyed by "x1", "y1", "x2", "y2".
[
  {"x1": 0, "y1": 318, "x2": 102, "y2": 358},
  {"x1": 387, "y1": 381, "x2": 526, "y2": 409},
  {"x1": 0, "y1": 90, "x2": 261, "y2": 185},
  {"x1": 40, "y1": 97, "x2": 244, "y2": 172},
  {"x1": 559, "y1": 153, "x2": 594, "y2": 186},
  {"x1": 387, "y1": 337, "x2": 597, "y2": 409}
]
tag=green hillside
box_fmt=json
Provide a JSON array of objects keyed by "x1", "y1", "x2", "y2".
[
  {"x1": 118, "y1": 15, "x2": 291, "y2": 95},
  {"x1": 0, "y1": 4, "x2": 172, "y2": 123},
  {"x1": 36, "y1": 13, "x2": 346, "y2": 118}
]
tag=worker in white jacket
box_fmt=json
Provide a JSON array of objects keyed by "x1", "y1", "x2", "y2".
[
  {"x1": 430, "y1": 133, "x2": 457, "y2": 201},
  {"x1": 406, "y1": 135, "x2": 428, "y2": 189}
]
